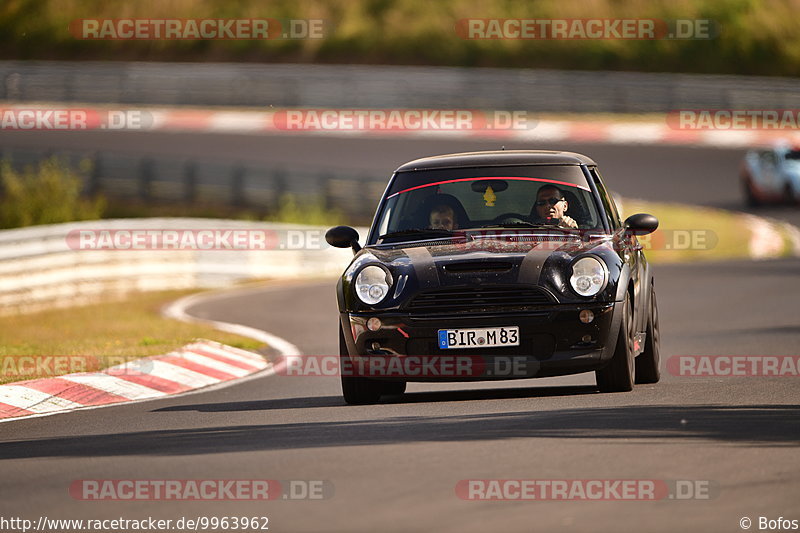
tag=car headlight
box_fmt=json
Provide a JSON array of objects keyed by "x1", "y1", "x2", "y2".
[
  {"x1": 569, "y1": 256, "x2": 608, "y2": 297},
  {"x1": 355, "y1": 265, "x2": 392, "y2": 305}
]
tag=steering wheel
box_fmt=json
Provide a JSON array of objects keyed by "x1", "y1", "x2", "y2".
[{"x1": 492, "y1": 212, "x2": 527, "y2": 224}]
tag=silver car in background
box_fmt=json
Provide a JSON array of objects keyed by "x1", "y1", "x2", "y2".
[{"x1": 741, "y1": 142, "x2": 800, "y2": 206}]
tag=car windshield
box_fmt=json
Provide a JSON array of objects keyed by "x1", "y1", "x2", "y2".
[
  {"x1": 370, "y1": 165, "x2": 603, "y2": 244},
  {"x1": 785, "y1": 150, "x2": 800, "y2": 161}
]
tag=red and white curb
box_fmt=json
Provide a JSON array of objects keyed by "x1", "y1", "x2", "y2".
[
  {"x1": 6, "y1": 105, "x2": 800, "y2": 148},
  {"x1": 0, "y1": 284, "x2": 303, "y2": 423},
  {"x1": 743, "y1": 214, "x2": 800, "y2": 259},
  {"x1": 0, "y1": 341, "x2": 270, "y2": 421},
  {"x1": 138, "y1": 109, "x2": 800, "y2": 147},
  {"x1": 123, "y1": 111, "x2": 800, "y2": 148}
]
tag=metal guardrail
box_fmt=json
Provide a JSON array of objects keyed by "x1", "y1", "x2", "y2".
[
  {"x1": 2, "y1": 61, "x2": 800, "y2": 112},
  {"x1": 0, "y1": 146, "x2": 389, "y2": 219},
  {"x1": 0, "y1": 218, "x2": 363, "y2": 314}
]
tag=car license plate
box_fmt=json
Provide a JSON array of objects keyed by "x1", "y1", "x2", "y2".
[{"x1": 438, "y1": 326, "x2": 520, "y2": 349}]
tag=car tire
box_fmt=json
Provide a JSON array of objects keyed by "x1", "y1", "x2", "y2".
[
  {"x1": 743, "y1": 174, "x2": 761, "y2": 207},
  {"x1": 596, "y1": 293, "x2": 635, "y2": 393},
  {"x1": 784, "y1": 184, "x2": 797, "y2": 206},
  {"x1": 381, "y1": 381, "x2": 407, "y2": 396},
  {"x1": 339, "y1": 325, "x2": 383, "y2": 405},
  {"x1": 635, "y1": 283, "x2": 661, "y2": 384}
]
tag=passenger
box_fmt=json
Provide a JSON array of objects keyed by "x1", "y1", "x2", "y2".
[
  {"x1": 531, "y1": 185, "x2": 579, "y2": 229},
  {"x1": 429, "y1": 203, "x2": 458, "y2": 231}
]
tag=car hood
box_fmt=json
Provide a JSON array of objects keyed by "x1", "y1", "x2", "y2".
[
  {"x1": 782, "y1": 161, "x2": 800, "y2": 181},
  {"x1": 341, "y1": 233, "x2": 623, "y2": 309}
]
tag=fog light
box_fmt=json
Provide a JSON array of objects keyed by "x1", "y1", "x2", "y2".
[
  {"x1": 579, "y1": 310, "x2": 595, "y2": 324},
  {"x1": 582, "y1": 335, "x2": 593, "y2": 343},
  {"x1": 367, "y1": 317, "x2": 382, "y2": 331}
]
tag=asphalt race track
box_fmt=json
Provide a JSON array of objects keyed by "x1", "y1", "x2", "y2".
[
  {"x1": 3, "y1": 130, "x2": 800, "y2": 227},
  {"x1": 1, "y1": 134, "x2": 799, "y2": 532}
]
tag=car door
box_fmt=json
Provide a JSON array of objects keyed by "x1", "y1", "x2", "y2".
[
  {"x1": 760, "y1": 150, "x2": 780, "y2": 195},
  {"x1": 590, "y1": 167, "x2": 647, "y2": 334}
]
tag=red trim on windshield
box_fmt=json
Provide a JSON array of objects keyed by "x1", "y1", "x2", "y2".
[{"x1": 386, "y1": 176, "x2": 591, "y2": 198}]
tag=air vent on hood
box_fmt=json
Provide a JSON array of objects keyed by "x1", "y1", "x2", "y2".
[
  {"x1": 443, "y1": 261, "x2": 513, "y2": 274},
  {"x1": 393, "y1": 239, "x2": 463, "y2": 249}
]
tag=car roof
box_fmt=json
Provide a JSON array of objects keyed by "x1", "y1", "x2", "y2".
[{"x1": 395, "y1": 150, "x2": 597, "y2": 172}]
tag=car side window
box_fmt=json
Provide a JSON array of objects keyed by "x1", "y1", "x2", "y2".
[
  {"x1": 761, "y1": 151, "x2": 777, "y2": 167},
  {"x1": 589, "y1": 168, "x2": 621, "y2": 230}
]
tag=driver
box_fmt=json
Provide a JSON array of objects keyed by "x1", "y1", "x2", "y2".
[
  {"x1": 429, "y1": 203, "x2": 458, "y2": 231},
  {"x1": 531, "y1": 185, "x2": 579, "y2": 229}
]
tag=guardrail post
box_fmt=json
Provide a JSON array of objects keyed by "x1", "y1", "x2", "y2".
[
  {"x1": 89, "y1": 153, "x2": 102, "y2": 196},
  {"x1": 272, "y1": 167, "x2": 287, "y2": 210},
  {"x1": 139, "y1": 157, "x2": 153, "y2": 201},
  {"x1": 231, "y1": 165, "x2": 245, "y2": 207},
  {"x1": 183, "y1": 160, "x2": 196, "y2": 203},
  {"x1": 0, "y1": 150, "x2": 5, "y2": 201},
  {"x1": 322, "y1": 173, "x2": 335, "y2": 211}
]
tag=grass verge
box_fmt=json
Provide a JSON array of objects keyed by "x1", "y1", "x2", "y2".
[
  {"x1": 0, "y1": 289, "x2": 264, "y2": 385},
  {"x1": 620, "y1": 198, "x2": 797, "y2": 263},
  {"x1": 3, "y1": 0, "x2": 800, "y2": 76}
]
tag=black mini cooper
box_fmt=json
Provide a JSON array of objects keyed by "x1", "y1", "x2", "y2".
[{"x1": 326, "y1": 150, "x2": 660, "y2": 404}]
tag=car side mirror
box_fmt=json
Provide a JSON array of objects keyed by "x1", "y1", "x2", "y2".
[
  {"x1": 325, "y1": 225, "x2": 362, "y2": 253},
  {"x1": 624, "y1": 213, "x2": 659, "y2": 235}
]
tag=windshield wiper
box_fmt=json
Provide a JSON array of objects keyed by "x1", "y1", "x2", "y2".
[
  {"x1": 477, "y1": 222, "x2": 577, "y2": 231},
  {"x1": 378, "y1": 228, "x2": 457, "y2": 241},
  {"x1": 478, "y1": 222, "x2": 539, "y2": 228}
]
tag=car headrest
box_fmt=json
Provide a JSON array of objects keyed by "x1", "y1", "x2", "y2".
[{"x1": 416, "y1": 193, "x2": 470, "y2": 229}]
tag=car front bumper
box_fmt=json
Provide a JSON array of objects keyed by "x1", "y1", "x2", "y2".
[{"x1": 339, "y1": 302, "x2": 620, "y2": 382}]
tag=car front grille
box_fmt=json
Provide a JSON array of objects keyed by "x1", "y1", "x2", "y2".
[{"x1": 407, "y1": 285, "x2": 556, "y2": 315}]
